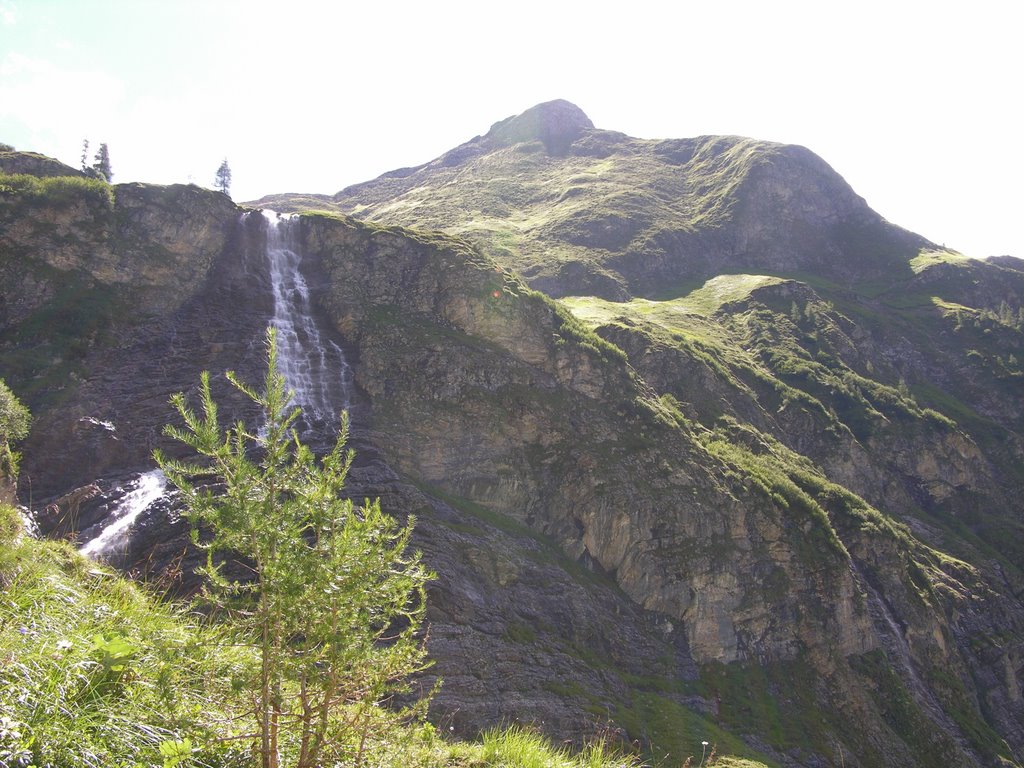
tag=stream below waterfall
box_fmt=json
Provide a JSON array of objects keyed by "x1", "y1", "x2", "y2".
[{"x1": 79, "y1": 470, "x2": 167, "y2": 560}]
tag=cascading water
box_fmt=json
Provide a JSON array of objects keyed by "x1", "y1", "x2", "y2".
[
  {"x1": 263, "y1": 210, "x2": 353, "y2": 430},
  {"x1": 77, "y1": 211, "x2": 351, "y2": 560},
  {"x1": 79, "y1": 470, "x2": 167, "y2": 560}
]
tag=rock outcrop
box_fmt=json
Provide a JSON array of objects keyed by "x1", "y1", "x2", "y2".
[
  {"x1": 0, "y1": 150, "x2": 85, "y2": 178},
  {"x1": 295, "y1": 210, "x2": 1023, "y2": 765},
  {"x1": 486, "y1": 99, "x2": 595, "y2": 155},
  {"x1": 0, "y1": 176, "x2": 249, "y2": 492}
]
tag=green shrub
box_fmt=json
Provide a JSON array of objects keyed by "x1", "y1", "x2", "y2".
[
  {"x1": 156, "y1": 327, "x2": 434, "y2": 768},
  {"x1": 0, "y1": 171, "x2": 113, "y2": 209},
  {"x1": 0, "y1": 378, "x2": 30, "y2": 487}
]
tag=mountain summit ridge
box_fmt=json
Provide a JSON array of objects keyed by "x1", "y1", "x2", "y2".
[
  {"x1": 253, "y1": 100, "x2": 928, "y2": 300},
  {"x1": 486, "y1": 98, "x2": 595, "y2": 153}
]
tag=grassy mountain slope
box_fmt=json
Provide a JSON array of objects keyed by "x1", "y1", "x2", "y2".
[
  {"x1": 4, "y1": 93, "x2": 1024, "y2": 768},
  {"x1": 253, "y1": 101, "x2": 1024, "y2": 766},
  {"x1": 258, "y1": 100, "x2": 1024, "y2": 588},
  {"x1": 254, "y1": 100, "x2": 926, "y2": 300}
]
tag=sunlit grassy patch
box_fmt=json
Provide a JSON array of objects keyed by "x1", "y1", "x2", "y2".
[
  {"x1": 909, "y1": 248, "x2": 971, "y2": 273},
  {"x1": 562, "y1": 275, "x2": 786, "y2": 330},
  {"x1": 0, "y1": 171, "x2": 114, "y2": 208}
]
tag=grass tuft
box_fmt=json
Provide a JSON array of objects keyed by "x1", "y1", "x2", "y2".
[{"x1": 480, "y1": 725, "x2": 642, "y2": 768}]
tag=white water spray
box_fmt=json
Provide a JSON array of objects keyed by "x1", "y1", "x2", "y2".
[
  {"x1": 80, "y1": 470, "x2": 166, "y2": 559},
  {"x1": 263, "y1": 210, "x2": 352, "y2": 426}
]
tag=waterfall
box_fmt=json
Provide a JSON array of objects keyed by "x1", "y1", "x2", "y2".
[
  {"x1": 262, "y1": 210, "x2": 353, "y2": 429},
  {"x1": 80, "y1": 470, "x2": 166, "y2": 560},
  {"x1": 77, "y1": 212, "x2": 351, "y2": 561}
]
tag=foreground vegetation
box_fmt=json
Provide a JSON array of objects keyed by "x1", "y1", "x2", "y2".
[
  {"x1": 1, "y1": 502, "x2": 760, "y2": 768},
  {"x1": 154, "y1": 329, "x2": 434, "y2": 768}
]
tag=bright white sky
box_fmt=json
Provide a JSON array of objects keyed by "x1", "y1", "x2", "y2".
[{"x1": 1, "y1": 0, "x2": 1021, "y2": 258}]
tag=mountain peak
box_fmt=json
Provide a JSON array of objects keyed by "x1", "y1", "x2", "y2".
[{"x1": 486, "y1": 99, "x2": 594, "y2": 154}]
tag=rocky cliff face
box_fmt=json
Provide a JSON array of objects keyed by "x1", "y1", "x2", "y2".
[
  {"x1": 300, "y1": 215, "x2": 874, "y2": 665},
  {"x1": 295, "y1": 212, "x2": 1023, "y2": 766},
  {"x1": 0, "y1": 149, "x2": 84, "y2": 178},
  {"x1": 254, "y1": 103, "x2": 1024, "y2": 766},
  {"x1": 0, "y1": 167, "x2": 247, "y2": 493},
  {"x1": 5, "y1": 99, "x2": 1024, "y2": 768}
]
